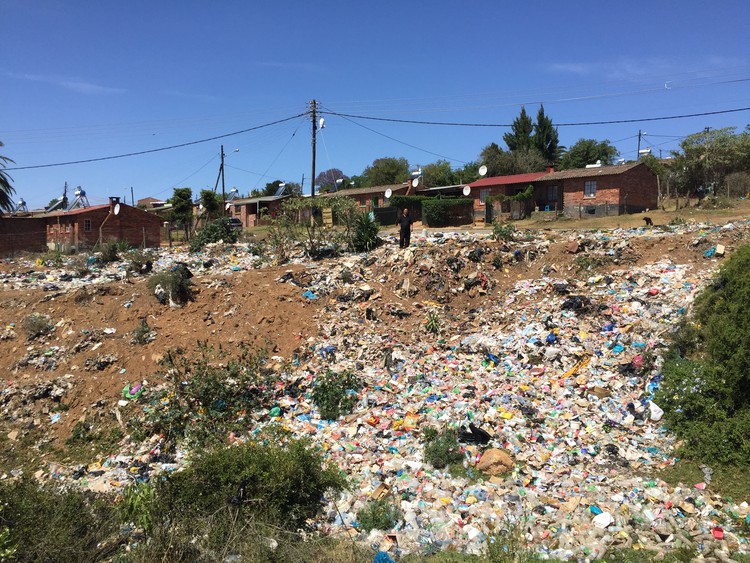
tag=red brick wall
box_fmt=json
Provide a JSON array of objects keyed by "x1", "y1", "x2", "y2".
[
  {"x1": 0, "y1": 217, "x2": 47, "y2": 256},
  {"x1": 618, "y1": 164, "x2": 658, "y2": 211},
  {"x1": 561, "y1": 164, "x2": 658, "y2": 216},
  {"x1": 46, "y1": 205, "x2": 162, "y2": 249}
]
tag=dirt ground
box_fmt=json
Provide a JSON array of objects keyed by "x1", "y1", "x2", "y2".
[{"x1": 0, "y1": 206, "x2": 747, "y2": 467}]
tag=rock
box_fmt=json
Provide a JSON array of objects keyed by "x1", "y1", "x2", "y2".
[{"x1": 476, "y1": 448, "x2": 514, "y2": 475}]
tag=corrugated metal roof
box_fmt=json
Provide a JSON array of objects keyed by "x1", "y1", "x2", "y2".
[
  {"x1": 320, "y1": 184, "x2": 406, "y2": 197},
  {"x1": 43, "y1": 204, "x2": 110, "y2": 217},
  {"x1": 468, "y1": 172, "x2": 548, "y2": 188},
  {"x1": 538, "y1": 162, "x2": 644, "y2": 181}
]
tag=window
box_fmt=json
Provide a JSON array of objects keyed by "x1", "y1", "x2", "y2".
[
  {"x1": 547, "y1": 185, "x2": 558, "y2": 201},
  {"x1": 480, "y1": 189, "x2": 490, "y2": 205},
  {"x1": 84, "y1": 219, "x2": 92, "y2": 232},
  {"x1": 584, "y1": 180, "x2": 597, "y2": 198}
]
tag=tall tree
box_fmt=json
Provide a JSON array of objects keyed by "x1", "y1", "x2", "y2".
[
  {"x1": 315, "y1": 168, "x2": 348, "y2": 191},
  {"x1": 361, "y1": 157, "x2": 410, "y2": 187},
  {"x1": 0, "y1": 142, "x2": 17, "y2": 213},
  {"x1": 199, "y1": 189, "x2": 221, "y2": 221},
  {"x1": 533, "y1": 105, "x2": 561, "y2": 164},
  {"x1": 558, "y1": 139, "x2": 619, "y2": 170},
  {"x1": 503, "y1": 107, "x2": 534, "y2": 152},
  {"x1": 422, "y1": 160, "x2": 456, "y2": 187},
  {"x1": 480, "y1": 143, "x2": 547, "y2": 176},
  {"x1": 168, "y1": 187, "x2": 194, "y2": 240}
]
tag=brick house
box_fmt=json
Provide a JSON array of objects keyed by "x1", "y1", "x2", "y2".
[
  {"x1": 44, "y1": 197, "x2": 162, "y2": 250},
  {"x1": 320, "y1": 184, "x2": 408, "y2": 211},
  {"x1": 0, "y1": 216, "x2": 47, "y2": 256},
  {"x1": 536, "y1": 162, "x2": 658, "y2": 218},
  {"x1": 467, "y1": 171, "x2": 549, "y2": 221},
  {"x1": 229, "y1": 194, "x2": 291, "y2": 227}
]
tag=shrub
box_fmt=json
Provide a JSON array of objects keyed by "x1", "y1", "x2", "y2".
[
  {"x1": 146, "y1": 269, "x2": 193, "y2": 306},
  {"x1": 421, "y1": 198, "x2": 473, "y2": 227},
  {"x1": 137, "y1": 345, "x2": 271, "y2": 447},
  {"x1": 125, "y1": 249, "x2": 155, "y2": 275},
  {"x1": 98, "y1": 240, "x2": 120, "y2": 263},
  {"x1": 492, "y1": 221, "x2": 516, "y2": 241},
  {"x1": 21, "y1": 313, "x2": 52, "y2": 341},
  {"x1": 131, "y1": 318, "x2": 156, "y2": 344},
  {"x1": 351, "y1": 212, "x2": 382, "y2": 252},
  {"x1": 189, "y1": 217, "x2": 238, "y2": 252},
  {"x1": 0, "y1": 477, "x2": 118, "y2": 563},
  {"x1": 656, "y1": 245, "x2": 750, "y2": 464},
  {"x1": 423, "y1": 428, "x2": 464, "y2": 469},
  {"x1": 425, "y1": 309, "x2": 441, "y2": 334},
  {"x1": 357, "y1": 499, "x2": 403, "y2": 533},
  {"x1": 312, "y1": 369, "x2": 362, "y2": 420}
]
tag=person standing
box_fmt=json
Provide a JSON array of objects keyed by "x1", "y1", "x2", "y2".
[{"x1": 398, "y1": 208, "x2": 412, "y2": 249}]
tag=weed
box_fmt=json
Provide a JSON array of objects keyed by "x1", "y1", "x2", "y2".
[
  {"x1": 312, "y1": 369, "x2": 362, "y2": 420},
  {"x1": 21, "y1": 313, "x2": 52, "y2": 341},
  {"x1": 118, "y1": 481, "x2": 156, "y2": 533},
  {"x1": 492, "y1": 221, "x2": 516, "y2": 242},
  {"x1": 425, "y1": 309, "x2": 441, "y2": 334},
  {"x1": 340, "y1": 268, "x2": 354, "y2": 284},
  {"x1": 574, "y1": 253, "x2": 611, "y2": 271},
  {"x1": 131, "y1": 319, "x2": 156, "y2": 345},
  {"x1": 356, "y1": 499, "x2": 403, "y2": 533},
  {"x1": 669, "y1": 216, "x2": 687, "y2": 226},
  {"x1": 423, "y1": 428, "x2": 464, "y2": 469},
  {"x1": 125, "y1": 249, "x2": 154, "y2": 275},
  {"x1": 98, "y1": 241, "x2": 120, "y2": 263},
  {"x1": 492, "y1": 255, "x2": 504, "y2": 269}
]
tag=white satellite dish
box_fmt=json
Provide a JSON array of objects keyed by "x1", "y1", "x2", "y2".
[
  {"x1": 462, "y1": 186, "x2": 471, "y2": 196},
  {"x1": 113, "y1": 203, "x2": 121, "y2": 215},
  {"x1": 384, "y1": 188, "x2": 393, "y2": 199},
  {"x1": 479, "y1": 165, "x2": 488, "y2": 177},
  {"x1": 225, "y1": 202, "x2": 232, "y2": 210},
  {"x1": 411, "y1": 178, "x2": 419, "y2": 188},
  {"x1": 199, "y1": 203, "x2": 204, "y2": 211}
]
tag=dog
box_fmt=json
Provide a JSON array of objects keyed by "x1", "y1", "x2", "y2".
[{"x1": 643, "y1": 216, "x2": 653, "y2": 226}]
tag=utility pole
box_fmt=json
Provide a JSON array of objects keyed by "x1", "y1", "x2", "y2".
[
  {"x1": 220, "y1": 145, "x2": 226, "y2": 216},
  {"x1": 309, "y1": 100, "x2": 318, "y2": 198},
  {"x1": 637, "y1": 129, "x2": 642, "y2": 160}
]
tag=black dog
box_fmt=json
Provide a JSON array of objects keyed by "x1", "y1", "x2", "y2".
[{"x1": 643, "y1": 216, "x2": 653, "y2": 226}]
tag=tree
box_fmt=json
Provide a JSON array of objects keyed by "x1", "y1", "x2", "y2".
[
  {"x1": 422, "y1": 160, "x2": 456, "y2": 187},
  {"x1": 262, "y1": 180, "x2": 283, "y2": 197},
  {"x1": 480, "y1": 143, "x2": 547, "y2": 177},
  {"x1": 199, "y1": 190, "x2": 221, "y2": 221},
  {"x1": 533, "y1": 105, "x2": 561, "y2": 164},
  {"x1": 503, "y1": 107, "x2": 534, "y2": 152},
  {"x1": 0, "y1": 142, "x2": 17, "y2": 213},
  {"x1": 361, "y1": 157, "x2": 410, "y2": 187},
  {"x1": 558, "y1": 139, "x2": 619, "y2": 170},
  {"x1": 168, "y1": 187, "x2": 194, "y2": 240},
  {"x1": 315, "y1": 169, "x2": 348, "y2": 192}
]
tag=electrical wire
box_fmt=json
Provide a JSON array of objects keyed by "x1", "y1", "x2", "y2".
[
  {"x1": 320, "y1": 106, "x2": 750, "y2": 128},
  {"x1": 5, "y1": 113, "x2": 307, "y2": 171},
  {"x1": 251, "y1": 117, "x2": 305, "y2": 190}
]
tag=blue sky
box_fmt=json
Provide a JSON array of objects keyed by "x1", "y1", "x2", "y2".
[{"x1": 3, "y1": 0, "x2": 750, "y2": 209}]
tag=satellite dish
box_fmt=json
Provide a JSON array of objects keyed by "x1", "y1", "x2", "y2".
[
  {"x1": 479, "y1": 165, "x2": 488, "y2": 177},
  {"x1": 411, "y1": 178, "x2": 419, "y2": 188},
  {"x1": 225, "y1": 202, "x2": 232, "y2": 210},
  {"x1": 199, "y1": 203, "x2": 204, "y2": 211},
  {"x1": 462, "y1": 186, "x2": 471, "y2": 196},
  {"x1": 384, "y1": 188, "x2": 393, "y2": 199},
  {"x1": 318, "y1": 117, "x2": 326, "y2": 129},
  {"x1": 113, "y1": 203, "x2": 121, "y2": 215}
]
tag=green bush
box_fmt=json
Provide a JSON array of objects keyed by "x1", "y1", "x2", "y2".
[
  {"x1": 98, "y1": 240, "x2": 120, "y2": 263},
  {"x1": 388, "y1": 195, "x2": 428, "y2": 210},
  {"x1": 656, "y1": 245, "x2": 750, "y2": 464},
  {"x1": 423, "y1": 428, "x2": 464, "y2": 469},
  {"x1": 356, "y1": 499, "x2": 403, "y2": 533},
  {"x1": 0, "y1": 478, "x2": 118, "y2": 563},
  {"x1": 351, "y1": 212, "x2": 382, "y2": 252},
  {"x1": 189, "y1": 217, "x2": 238, "y2": 252},
  {"x1": 312, "y1": 369, "x2": 362, "y2": 420},
  {"x1": 146, "y1": 269, "x2": 193, "y2": 306},
  {"x1": 138, "y1": 345, "x2": 271, "y2": 447},
  {"x1": 425, "y1": 309, "x2": 441, "y2": 334},
  {"x1": 492, "y1": 221, "x2": 516, "y2": 241},
  {"x1": 422, "y1": 198, "x2": 473, "y2": 227}
]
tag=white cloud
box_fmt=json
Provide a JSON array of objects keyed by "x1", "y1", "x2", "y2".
[{"x1": 7, "y1": 72, "x2": 124, "y2": 94}]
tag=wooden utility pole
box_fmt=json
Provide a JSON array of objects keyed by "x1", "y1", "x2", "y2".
[
  {"x1": 309, "y1": 100, "x2": 318, "y2": 198},
  {"x1": 220, "y1": 145, "x2": 226, "y2": 216},
  {"x1": 637, "y1": 130, "x2": 642, "y2": 160}
]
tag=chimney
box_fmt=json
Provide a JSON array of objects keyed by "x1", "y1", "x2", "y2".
[
  {"x1": 109, "y1": 196, "x2": 120, "y2": 212},
  {"x1": 545, "y1": 165, "x2": 555, "y2": 173}
]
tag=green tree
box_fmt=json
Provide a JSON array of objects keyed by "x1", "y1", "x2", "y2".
[
  {"x1": 422, "y1": 160, "x2": 456, "y2": 187},
  {"x1": 558, "y1": 138, "x2": 619, "y2": 170},
  {"x1": 361, "y1": 157, "x2": 410, "y2": 187},
  {"x1": 533, "y1": 105, "x2": 562, "y2": 164},
  {"x1": 262, "y1": 180, "x2": 283, "y2": 197},
  {"x1": 503, "y1": 106, "x2": 534, "y2": 152},
  {"x1": 0, "y1": 142, "x2": 17, "y2": 213},
  {"x1": 480, "y1": 143, "x2": 547, "y2": 176},
  {"x1": 198, "y1": 189, "x2": 221, "y2": 221},
  {"x1": 168, "y1": 187, "x2": 194, "y2": 240}
]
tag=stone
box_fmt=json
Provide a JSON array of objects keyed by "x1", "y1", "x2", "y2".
[{"x1": 476, "y1": 448, "x2": 514, "y2": 475}]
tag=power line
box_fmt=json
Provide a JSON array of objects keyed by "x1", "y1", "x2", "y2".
[
  {"x1": 321, "y1": 106, "x2": 750, "y2": 128},
  {"x1": 5, "y1": 113, "x2": 307, "y2": 171}
]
